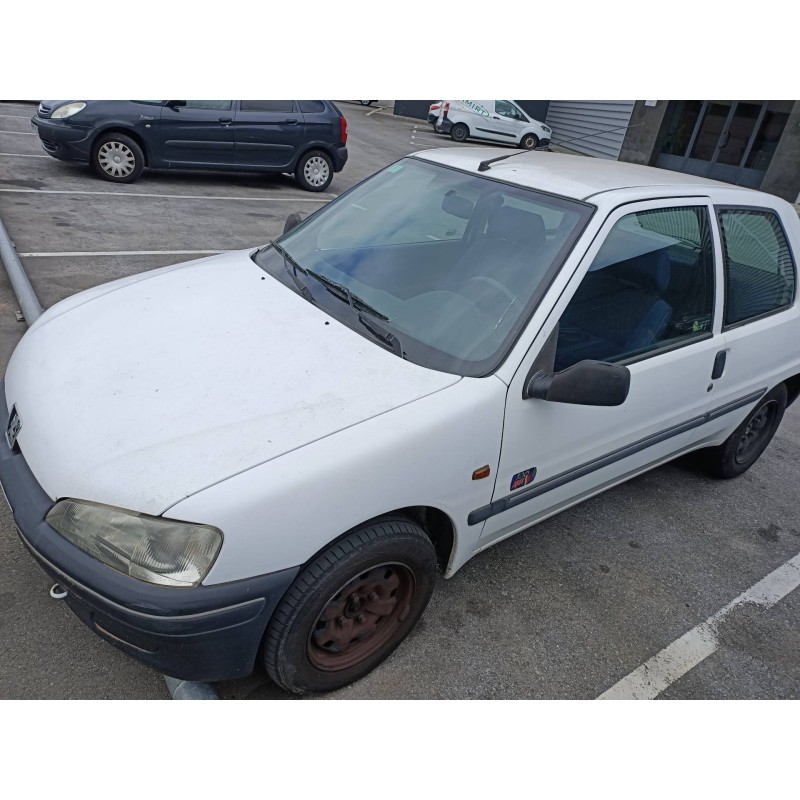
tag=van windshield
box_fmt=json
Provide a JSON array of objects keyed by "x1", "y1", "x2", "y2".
[{"x1": 261, "y1": 158, "x2": 593, "y2": 377}]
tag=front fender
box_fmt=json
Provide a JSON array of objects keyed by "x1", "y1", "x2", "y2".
[{"x1": 167, "y1": 375, "x2": 508, "y2": 584}]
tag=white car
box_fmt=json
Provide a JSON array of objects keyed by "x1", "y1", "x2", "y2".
[
  {"x1": 2, "y1": 149, "x2": 798, "y2": 695},
  {"x1": 436, "y1": 100, "x2": 552, "y2": 149}
]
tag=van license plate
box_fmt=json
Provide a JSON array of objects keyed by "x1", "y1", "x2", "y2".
[{"x1": 6, "y1": 405, "x2": 22, "y2": 449}]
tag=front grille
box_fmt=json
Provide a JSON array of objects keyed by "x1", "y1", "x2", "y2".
[{"x1": 37, "y1": 102, "x2": 53, "y2": 119}]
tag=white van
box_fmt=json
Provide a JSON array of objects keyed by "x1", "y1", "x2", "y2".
[{"x1": 436, "y1": 100, "x2": 551, "y2": 150}]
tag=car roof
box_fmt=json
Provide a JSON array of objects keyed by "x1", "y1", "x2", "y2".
[{"x1": 413, "y1": 148, "x2": 745, "y2": 202}]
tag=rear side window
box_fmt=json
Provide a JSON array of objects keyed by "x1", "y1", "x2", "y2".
[
  {"x1": 299, "y1": 100, "x2": 326, "y2": 113},
  {"x1": 240, "y1": 101, "x2": 296, "y2": 113},
  {"x1": 719, "y1": 208, "x2": 796, "y2": 326}
]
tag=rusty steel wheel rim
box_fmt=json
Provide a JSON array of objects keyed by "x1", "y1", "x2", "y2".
[{"x1": 308, "y1": 562, "x2": 416, "y2": 671}]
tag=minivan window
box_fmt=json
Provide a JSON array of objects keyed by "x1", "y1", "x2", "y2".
[
  {"x1": 718, "y1": 208, "x2": 796, "y2": 326},
  {"x1": 554, "y1": 206, "x2": 715, "y2": 370},
  {"x1": 299, "y1": 100, "x2": 326, "y2": 113},
  {"x1": 264, "y1": 158, "x2": 593, "y2": 377},
  {"x1": 185, "y1": 100, "x2": 233, "y2": 110},
  {"x1": 241, "y1": 101, "x2": 297, "y2": 113}
]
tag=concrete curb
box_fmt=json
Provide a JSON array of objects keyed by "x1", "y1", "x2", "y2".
[
  {"x1": 163, "y1": 675, "x2": 219, "y2": 700},
  {"x1": 0, "y1": 215, "x2": 43, "y2": 325}
]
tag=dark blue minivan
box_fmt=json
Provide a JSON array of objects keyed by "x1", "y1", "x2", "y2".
[{"x1": 32, "y1": 100, "x2": 348, "y2": 192}]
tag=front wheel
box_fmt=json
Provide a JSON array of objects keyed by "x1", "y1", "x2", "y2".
[
  {"x1": 91, "y1": 133, "x2": 144, "y2": 183},
  {"x1": 450, "y1": 122, "x2": 469, "y2": 143},
  {"x1": 699, "y1": 383, "x2": 787, "y2": 479},
  {"x1": 520, "y1": 133, "x2": 540, "y2": 150},
  {"x1": 263, "y1": 518, "x2": 436, "y2": 694},
  {"x1": 295, "y1": 150, "x2": 333, "y2": 192}
]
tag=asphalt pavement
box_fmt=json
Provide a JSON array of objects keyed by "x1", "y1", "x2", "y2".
[{"x1": 1, "y1": 100, "x2": 798, "y2": 699}]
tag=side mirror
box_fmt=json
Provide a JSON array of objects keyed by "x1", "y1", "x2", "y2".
[
  {"x1": 524, "y1": 360, "x2": 630, "y2": 406},
  {"x1": 283, "y1": 212, "x2": 304, "y2": 235},
  {"x1": 165, "y1": 100, "x2": 187, "y2": 109}
]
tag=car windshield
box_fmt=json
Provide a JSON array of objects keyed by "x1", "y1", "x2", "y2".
[{"x1": 257, "y1": 157, "x2": 593, "y2": 377}]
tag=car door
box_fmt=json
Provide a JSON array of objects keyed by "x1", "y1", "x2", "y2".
[
  {"x1": 159, "y1": 100, "x2": 235, "y2": 166},
  {"x1": 233, "y1": 100, "x2": 306, "y2": 169},
  {"x1": 485, "y1": 100, "x2": 527, "y2": 145},
  {"x1": 476, "y1": 199, "x2": 725, "y2": 550},
  {"x1": 696, "y1": 199, "x2": 799, "y2": 447}
]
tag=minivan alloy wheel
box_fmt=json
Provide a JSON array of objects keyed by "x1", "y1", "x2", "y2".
[
  {"x1": 734, "y1": 400, "x2": 778, "y2": 464},
  {"x1": 97, "y1": 141, "x2": 136, "y2": 177}
]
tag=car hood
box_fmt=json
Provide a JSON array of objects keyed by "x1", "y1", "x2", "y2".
[{"x1": 4, "y1": 251, "x2": 460, "y2": 515}]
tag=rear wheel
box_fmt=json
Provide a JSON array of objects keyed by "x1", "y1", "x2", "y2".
[
  {"x1": 699, "y1": 383, "x2": 787, "y2": 479},
  {"x1": 91, "y1": 133, "x2": 144, "y2": 183},
  {"x1": 450, "y1": 123, "x2": 469, "y2": 143},
  {"x1": 263, "y1": 518, "x2": 436, "y2": 694},
  {"x1": 294, "y1": 150, "x2": 333, "y2": 192},
  {"x1": 520, "y1": 133, "x2": 539, "y2": 150}
]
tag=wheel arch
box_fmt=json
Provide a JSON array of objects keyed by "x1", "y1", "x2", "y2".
[
  {"x1": 784, "y1": 372, "x2": 800, "y2": 407},
  {"x1": 92, "y1": 126, "x2": 151, "y2": 166},
  {"x1": 296, "y1": 505, "x2": 458, "y2": 578}
]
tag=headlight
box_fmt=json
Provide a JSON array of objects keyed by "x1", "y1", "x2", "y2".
[
  {"x1": 542, "y1": 125, "x2": 552, "y2": 134},
  {"x1": 46, "y1": 499, "x2": 222, "y2": 587},
  {"x1": 51, "y1": 102, "x2": 86, "y2": 119}
]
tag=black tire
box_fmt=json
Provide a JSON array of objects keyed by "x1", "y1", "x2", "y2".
[
  {"x1": 450, "y1": 123, "x2": 469, "y2": 143},
  {"x1": 360, "y1": 101, "x2": 375, "y2": 106},
  {"x1": 294, "y1": 149, "x2": 334, "y2": 192},
  {"x1": 520, "y1": 133, "x2": 540, "y2": 151},
  {"x1": 91, "y1": 132, "x2": 145, "y2": 183},
  {"x1": 699, "y1": 383, "x2": 787, "y2": 479},
  {"x1": 263, "y1": 518, "x2": 436, "y2": 694}
]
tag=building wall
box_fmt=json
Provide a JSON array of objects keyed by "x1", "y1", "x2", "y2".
[
  {"x1": 544, "y1": 101, "x2": 635, "y2": 159},
  {"x1": 760, "y1": 102, "x2": 800, "y2": 203},
  {"x1": 617, "y1": 101, "x2": 669, "y2": 165}
]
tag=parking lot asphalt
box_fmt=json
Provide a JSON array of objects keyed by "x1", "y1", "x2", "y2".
[{"x1": 1, "y1": 101, "x2": 798, "y2": 700}]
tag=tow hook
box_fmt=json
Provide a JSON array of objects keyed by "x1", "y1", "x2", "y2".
[{"x1": 49, "y1": 583, "x2": 67, "y2": 600}]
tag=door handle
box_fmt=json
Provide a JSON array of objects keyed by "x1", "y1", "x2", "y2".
[
  {"x1": 219, "y1": 117, "x2": 233, "y2": 126},
  {"x1": 711, "y1": 350, "x2": 727, "y2": 380},
  {"x1": 492, "y1": 115, "x2": 500, "y2": 119},
  {"x1": 285, "y1": 118, "x2": 299, "y2": 125}
]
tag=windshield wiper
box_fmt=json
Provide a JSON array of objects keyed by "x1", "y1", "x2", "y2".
[
  {"x1": 357, "y1": 312, "x2": 404, "y2": 358},
  {"x1": 269, "y1": 240, "x2": 314, "y2": 301},
  {"x1": 303, "y1": 269, "x2": 390, "y2": 322}
]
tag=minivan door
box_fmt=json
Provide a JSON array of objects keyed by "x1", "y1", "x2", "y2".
[
  {"x1": 159, "y1": 101, "x2": 235, "y2": 166},
  {"x1": 233, "y1": 100, "x2": 306, "y2": 169},
  {"x1": 476, "y1": 199, "x2": 724, "y2": 550}
]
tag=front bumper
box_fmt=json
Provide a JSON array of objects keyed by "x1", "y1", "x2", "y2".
[
  {"x1": 31, "y1": 116, "x2": 94, "y2": 162},
  {"x1": 0, "y1": 384, "x2": 299, "y2": 682}
]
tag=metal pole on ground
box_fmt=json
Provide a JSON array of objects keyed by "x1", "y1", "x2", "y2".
[
  {"x1": 0, "y1": 215, "x2": 43, "y2": 324},
  {"x1": 1, "y1": 211, "x2": 218, "y2": 701}
]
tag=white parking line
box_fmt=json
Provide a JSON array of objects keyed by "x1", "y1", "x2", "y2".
[
  {"x1": 18, "y1": 249, "x2": 230, "y2": 257},
  {"x1": 598, "y1": 551, "x2": 800, "y2": 700},
  {"x1": 0, "y1": 114, "x2": 34, "y2": 119},
  {"x1": 0, "y1": 152, "x2": 49, "y2": 158},
  {"x1": 0, "y1": 131, "x2": 36, "y2": 136},
  {"x1": 0, "y1": 188, "x2": 333, "y2": 202}
]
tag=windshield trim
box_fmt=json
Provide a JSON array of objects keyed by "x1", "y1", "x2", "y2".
[{"x1": 269, "y1": 157, "x2": 597, "y2": 378}]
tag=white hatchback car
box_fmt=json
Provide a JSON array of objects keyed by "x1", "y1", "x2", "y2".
[{"x1": 2, "y1": 150, "x2": 798, "y2": 694}]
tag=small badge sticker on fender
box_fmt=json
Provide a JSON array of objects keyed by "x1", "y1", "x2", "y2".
[{"x1": 510, "y1": 468, "x2": 536, "y2": 491}]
